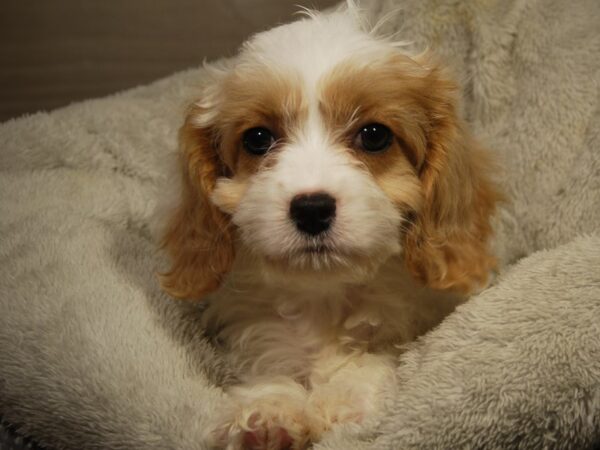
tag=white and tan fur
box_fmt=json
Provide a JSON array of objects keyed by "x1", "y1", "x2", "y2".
[{"x1": 157, "y1": 3, "x2": 500, "y2": 449}]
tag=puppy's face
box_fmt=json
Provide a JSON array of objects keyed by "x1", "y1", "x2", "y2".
[
  {"x1": 160, "y1": 11, "x2": 500, "y2": 298},
  {"x1": 211, "y1": 56, "x2": 427, "y2": 280}
]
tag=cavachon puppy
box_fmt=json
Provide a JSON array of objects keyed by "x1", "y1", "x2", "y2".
[{"x1": 157, "y1": 2, "x2": 500, "y2": 449}]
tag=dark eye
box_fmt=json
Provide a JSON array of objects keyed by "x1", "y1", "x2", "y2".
[
  {"x1": 242, "y1": 127, "x2": 275, "y2": 155},
  {"x1": 356, "y1": 123, "x2": 392, "y2": 153}
]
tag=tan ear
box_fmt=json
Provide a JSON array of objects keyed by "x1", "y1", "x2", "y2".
[
  {"x1": 403, "y1": 68, "x2": 501, "y2": 294},
  {"x1": 160, "y1": 106, "x2": 235, "y2": 300}
]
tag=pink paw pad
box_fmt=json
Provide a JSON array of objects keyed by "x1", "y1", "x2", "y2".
[{"x1": 242, "y1": 426, "x2": 292, "y2": 450}]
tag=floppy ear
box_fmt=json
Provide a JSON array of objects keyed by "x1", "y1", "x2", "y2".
[
  {"x1": 403, "y1": 67, "x2": 501, "y2": 294},
  {"x1": 159, "y1": 104, "x2": 235, "y2": 300}
]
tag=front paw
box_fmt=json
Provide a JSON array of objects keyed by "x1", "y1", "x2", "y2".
[
  {"x1": 209, "y1": 393, "x2": 312, "y2": 449},
  {"x1": 240, "y1": 408, "x2": 305, "y2": 450}
]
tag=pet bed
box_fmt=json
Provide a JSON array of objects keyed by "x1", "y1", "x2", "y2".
[{"x1": 1, "y1": 0, "x2": 599, "y2": 448}]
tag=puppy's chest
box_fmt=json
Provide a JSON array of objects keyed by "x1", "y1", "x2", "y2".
[
  {"x1": 209, "y1": 280, "x2": 457, "y2": 378},
  {"x1": 273, "y1": 287, "x2": 400, "y2": 351},
  {"x1": 210, "y1": 271, "x2": 455, "y2": 356}
]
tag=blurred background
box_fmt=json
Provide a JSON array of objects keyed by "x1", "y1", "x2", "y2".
[{"x1": 0, "y1": 0, "x2": 338, "y2": 122}]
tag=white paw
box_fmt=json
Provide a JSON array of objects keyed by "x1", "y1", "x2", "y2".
[
  {"x1": 307, "y1": 392, "x2": 366, "y2": 435},
  {"x1": 208, "y1": 387, "x2": 313, "y2": 449},
  {"x1": 239, "y1": 409, "x2": 303, "y2": 450}
]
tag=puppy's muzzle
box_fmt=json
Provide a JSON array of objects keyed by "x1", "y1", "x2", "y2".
[{"x1": 289, "y1": 192, "x2": 336, "y2": 236}]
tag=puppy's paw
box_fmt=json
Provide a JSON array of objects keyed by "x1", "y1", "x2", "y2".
[
  {"x1": 210, "y1": 401, "x2": 310, "y2": 450},
  {"x1": 306, "y1": 392, "x2": 366, "y2": 436},
  {"x1": 306, "y1": 351, "x2": 395, "y2": 435},
  {"x1": 239, "y1": 408, "x2": 306, "y2": 450},
  {"x1": 208, "y1": 381, "x2": 313, "y2": 450},
  {"x1": 242, "y1": 423, "x2": 292, "y2": 449}
]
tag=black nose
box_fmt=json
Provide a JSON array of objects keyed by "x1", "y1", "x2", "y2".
[{"x1": 289, "y1": 192, "x2": 336, "y2": 236}]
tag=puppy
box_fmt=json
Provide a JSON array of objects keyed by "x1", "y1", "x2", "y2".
[{"x1": 159, "y1": 3, "x2": 500, "y2": 449}]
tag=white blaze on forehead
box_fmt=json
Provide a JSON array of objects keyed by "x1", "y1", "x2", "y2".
[{"x1": 239, "y1": 11, "x2": 389, "y2": 94}]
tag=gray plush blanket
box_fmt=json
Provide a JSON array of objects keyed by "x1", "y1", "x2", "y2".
[{"x1": 1, "y1": 0, "x2": 599, "y2": 449}]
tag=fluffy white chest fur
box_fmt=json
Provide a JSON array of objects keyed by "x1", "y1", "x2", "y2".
[
  {"x1": 202, "y1": 252, "x2": 462, "y2": 383},
  {"x1": 157, "y1": 3, "x2": 499, "y2": 449}
]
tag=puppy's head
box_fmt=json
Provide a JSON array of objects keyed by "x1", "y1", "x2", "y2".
[{"x1": 160, "y1": 7, "x2": 500, "y2": 299}]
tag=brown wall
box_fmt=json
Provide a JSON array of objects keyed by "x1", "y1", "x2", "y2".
[{"x1": 0, "y1": 0, "x2": 338, "y2": 122}]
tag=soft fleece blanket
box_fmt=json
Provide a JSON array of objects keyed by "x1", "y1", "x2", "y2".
[{"x1": 1, "y1": 0, "x2": 599, "y2": 448}]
